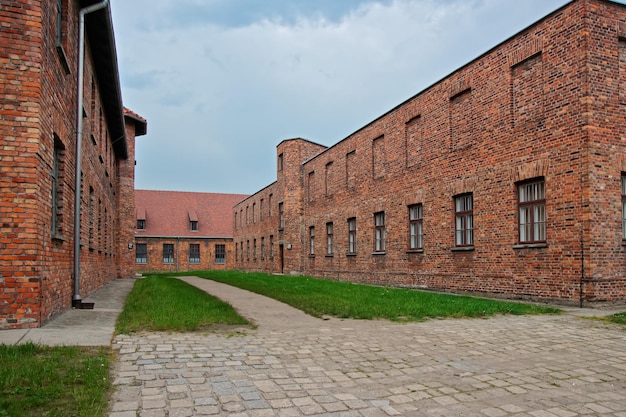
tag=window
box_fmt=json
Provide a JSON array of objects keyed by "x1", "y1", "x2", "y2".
[
  {"x1": 56, "y1": 0, "x2": 63, "y2": 46},
  {"x1": 190, "y1": 220, "x2": 198, "y2": 231},
  {"x1": 455, "y1": 194, "x2": 474, "y2": 247},
  {"x1": 326, "y1": 222, "x2": 334, "y2": 255},
  {"x1": 253, "y1": 202, "x2": 256, "y2": 223},
  {"x1": 374, "y1": 212, "x2": 386, "y2": 252},
  {"x1": 622, "y1": 175, "x2": 626, "y2": 241},
  {"x1": 215, "y1": 244, "x2": 226, "y2": 264},
  {"x1": 246, "y1": 240, "x2": 250, "y2": 261},
  {"x1": 163, "y1": 244, "x2": 174, "y2": 264},
  {"x1": 261, "y1": 237, "x2": 265, "y2": 259},
  {"x1": 278, "y1": 153, "x2": 284, "y2": 171},
  {"x1": 278, "y1": 202, "x2": 284, "y2": 230},
  {"x1": 235, "y1": 242, "x2": 238, "y2": 261},
  {"x1": 348, "y1": 218, "x2": 356, "y2": 254},
  {"x1": 518, "y1": 180, "x2": 546, "y2": 243},
  {"x1": 137, "y1": 219, "x2": 145, "y2": 230},
  {"x1": 135, "y1": 243, "x2": 147, "y2": 264},
  {"x1": 260, "y1": 199, "x2": 264, "y2": 221},
  {"x1": 189, "y1": 244, "x2": 200, "y2": 263},
  {"x1": 253, "y1": 239, "x2": 257, "y2": 260},
  {"x1": 409, "y1": 204, "x2": 423, "y2": 250},
  {"x1": 269, "y1": 235, "x2": 274, "y2": 259},
  {"x1": 51, "y1": 136, "x2": 64, "y2": 236},
  {"x1": 309, "y1": 226, "x2": 315, "y2": 255}
]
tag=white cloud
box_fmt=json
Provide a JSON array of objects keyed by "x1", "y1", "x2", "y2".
[{"x1": 112, "y1": 0, "x2": 579, "y2": 194}]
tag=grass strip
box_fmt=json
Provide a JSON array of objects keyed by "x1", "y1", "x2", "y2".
[
  {"x1": 0, "y1": 343, "x2": 111, "y2": 417},
  {"x1": 605, "y1": 312, "x2": 626, "y2": 325},
  {"x1": 172, "y1": 270, "x2": 560, "y2": 321},
  {"x1": 116, "y1": 275, "x2": 249, "y2": 334}
]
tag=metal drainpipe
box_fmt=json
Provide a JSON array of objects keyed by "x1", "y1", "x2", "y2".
[{"x1": 73, "y1": 0, "x2": 110, "y2": 307}]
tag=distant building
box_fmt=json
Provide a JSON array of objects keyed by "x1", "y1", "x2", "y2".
[
  {"x1": 135, "y1": 190, "x2": 249, "y2": 273},
  {"x1": 0, "y1": 1, "x2": 147, "y2": 329},
  {"x1": 234, "y1": 0, "x2": 626, "y2": 305}
]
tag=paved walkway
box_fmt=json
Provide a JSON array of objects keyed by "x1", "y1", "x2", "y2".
[{"x1": 110, "y1": 277, "x2": 626, "y2": 417}]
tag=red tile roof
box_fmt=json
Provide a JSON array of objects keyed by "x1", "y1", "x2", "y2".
[{"x1": 135, "y1": 190, "x2": 248, "y2": 238}]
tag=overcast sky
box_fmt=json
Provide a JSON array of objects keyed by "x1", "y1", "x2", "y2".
[{"x1": 110, "y1": 0, "x2": 608, "y2": 195}]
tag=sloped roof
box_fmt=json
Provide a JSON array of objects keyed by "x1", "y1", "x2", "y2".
[{"x1": 135, "y1": 190, "x2": 249, "y2": 238}]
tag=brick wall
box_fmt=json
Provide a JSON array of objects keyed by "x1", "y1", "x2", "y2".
[
  {"x1": 135, "y1": 238, "x2": 235, "y2": 273},
  {"x1": 0, "y1": 1, "x2": 144, "y2": 329},
  {"x1": 234, "y1": 0, "x2": 626, "y2": 304}
]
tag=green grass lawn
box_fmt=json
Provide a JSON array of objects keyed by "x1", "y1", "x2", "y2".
[
  {"x1": 116, "y1": 275, "x2": 249, "y2": 334},
  {"x1": 605, "y1": 312, "x2": 626, "y2": 325},
  {"x1": 171, "y1": 270, "x2": 561, "y2": 321},
  {"x1": 0, "y1": 343, "x2": 111, "y2": 417}
]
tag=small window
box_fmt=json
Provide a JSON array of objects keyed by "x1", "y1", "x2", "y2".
[
  {"x1": 189, "y1": 244, "x2": 200, "y2": 263},
  {"x1": 278, "y1": 202, "x2": 284, "y2": 230},
  {"x1": 269, "y1": 235, "x2": 274, "y2": 259},
  {"x1": 215, "y1": 244, "x2": 226, "y2": 264},
  {"x1": 309, "y1": 226, "x2": 315, "y2": 255},
  {"x1": 409, "y1": 204, "x2": 423, "y2": 250},
  {"x1": 374, "y1": 212, "x2": 386, "y2": 252},
  {"x1": 348, "y1": 218, "x2": 357, "y2": 254},
  {"x1": 51, "y1": 136, "x2": 65, "y2": 236},
  {"x1": 190, "y1": 220, "x2": 198, "y2": 231},
  {"x1": 455, "y1": 194, "x2": 474, "y2": 247},
  {"x1": 326, "y1": 222, "x2": 334, "y2": 255},
  {"x1": 135, "y1": 243, "x2": 147, "y2": 264},
  {"x1": 261, "y1": 237, "x2": 265, "y2": 260},
  {"x1": 253, "y1": 239, "x2": 257, "y2": 260},
  {"x1": 278, "y1": 153, "x2": 284, "y2": 171},
  {"x1": 163, "y1": 244, "x2": 174, "y2": 264},
  {"x1": 518, "y1": 179, "x2": 546, "y2": 243},
  {"x1": 137, "y1": 219, "x2": 145, "y2": 230}
]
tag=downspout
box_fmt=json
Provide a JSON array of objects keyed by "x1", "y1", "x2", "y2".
[{"x1": 73, "y1": 0, "x2": 110, "y2": 308}]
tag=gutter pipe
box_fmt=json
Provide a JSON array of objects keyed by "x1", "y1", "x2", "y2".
[{"x1": 73, "y1": 0, "x2": 110, "y2": 307}]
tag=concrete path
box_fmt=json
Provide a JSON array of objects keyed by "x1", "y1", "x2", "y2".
[
  {"x1": 110, "y1": 276, "x2": 626, "y2": 417},
  {"x1": 0, "y1": 278, "x2": 135, "y2": 346}
]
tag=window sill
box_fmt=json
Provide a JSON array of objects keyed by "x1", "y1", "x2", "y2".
[
  {"x1": 325, "y1": 254, "x2": 334, "y2": 258},
  {"x1": 56, "y1": 45, "x2": 71, "y2": 74},
  {"x1": 513, "y1": 243, "x2": 548, "y2": 249},
  {"x1": 372, "y1": 251, "x2": 386, "y2": 256},
  {"x1": 451, "y1": 246, "x2": 474, "y2": 252},
  {"x1": 51, "y1": 234, "x2": 66, "y2": 242},
  {"x1": 346, "y1": 253, "x2": 357, "y2": 257},
  {"x1": 406, "y1": 249, "x2": 424, "y2": 254},
  {"x1": 308, "y1": 255, "x2": 315, "y2": 259}
]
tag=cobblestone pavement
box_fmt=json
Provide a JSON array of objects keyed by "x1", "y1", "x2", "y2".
[{"x1": 109, "y1": 277, "x2": 626, "y2": 417}]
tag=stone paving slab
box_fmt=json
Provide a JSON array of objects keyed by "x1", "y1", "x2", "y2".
[{"x1": 110, "y1": 277, "x2": 626, "y2": 416}]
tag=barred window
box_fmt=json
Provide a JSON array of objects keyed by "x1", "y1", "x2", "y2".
[
  {"x1": 189, "y1": 244, "x2": 200, "y2": 263},
  {"x1": 163, "y1": 244, "x2": 174, "y2": 264},
  {"x1": 135, "y1": 243, "x2": 147, "y2": 264},
  {"x1": 215, "y1": 244, "x2": 226, "y2": 264}
]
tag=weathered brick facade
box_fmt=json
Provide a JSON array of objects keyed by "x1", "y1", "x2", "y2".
[
  {"x1": 234, "y1": 0, "x2": 626, "y2": 305},
  {"x1": 135, "y1": 190, "x2": 249, "y2": 274},
  {"x1": 0, "y1": 0, "x2": 146, "y2": 329}
]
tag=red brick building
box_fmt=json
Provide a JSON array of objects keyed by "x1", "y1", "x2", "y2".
[
  {"x1": 135, "y1": 190, "x2": 248, "y2": 274},
  {"x1": 0, "y1": 1, "x2": 146, "y2": 329},
  {"x1": 234, "y1": 0, "x2": 626, "y2": 305}
]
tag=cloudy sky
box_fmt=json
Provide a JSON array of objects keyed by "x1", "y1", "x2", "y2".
[{"x1": 110, "y1": 0, "x2": 603, "y2": 195}]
